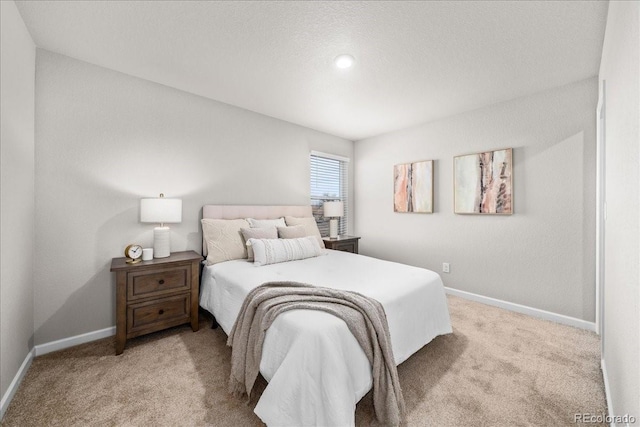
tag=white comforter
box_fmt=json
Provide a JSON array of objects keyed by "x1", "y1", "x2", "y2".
[{"x1": 200, "y1": 250, "x2": 452, "y2": 426}]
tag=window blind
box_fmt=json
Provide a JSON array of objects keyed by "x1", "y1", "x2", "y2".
[{"x1": 310, "y1": 152, "x2": 349, "y2": 237}]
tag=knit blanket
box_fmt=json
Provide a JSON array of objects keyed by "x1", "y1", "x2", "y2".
[{"x1": 227, "y1": 281, "x2": 405, "y2": 426}]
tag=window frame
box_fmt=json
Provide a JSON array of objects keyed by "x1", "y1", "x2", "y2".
[{"x1": 310, "y1": 150, "x2": 350, "y2": 237}]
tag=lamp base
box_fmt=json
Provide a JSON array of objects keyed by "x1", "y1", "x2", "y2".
[
  {"x1": 329, "y1": 219, "x2": 339, "y2": 239},
  {"x1": 153, "y1": 226, "x2": 171, "y2": 258}
]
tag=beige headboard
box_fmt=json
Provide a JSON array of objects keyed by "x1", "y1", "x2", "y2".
[{"x1": 201, "y1": 205, "x2": 313, "y2": 255}]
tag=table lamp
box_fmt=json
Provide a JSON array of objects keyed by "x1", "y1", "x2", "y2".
[
  {"x1": 323, "y1": 201, "x2": 343, "y2": 239},
  {"x1": 140, "y1": 193, "x2": 182, "y2": 258}
]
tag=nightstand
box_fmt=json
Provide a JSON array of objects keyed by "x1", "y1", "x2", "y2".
[
  {"x1": 110, "y1": 250, "x2": 202, "y2": 355},
  {"x1": 322, "y1": 235, "x2": 361, "y2": 254}
]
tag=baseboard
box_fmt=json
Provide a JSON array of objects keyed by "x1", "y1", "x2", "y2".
[
  {"x1": 601, "y1": 358, "x2": 616, "y2": 427},
  {"x1": 0, "y1": 349, "x2": 34, "y2": 421},
  {"x1": 34, "y1": 326, "x2": 115, "y2": 356},
  {"x1": 444, "y1": 287, "x2": 597, "y2": 332}
]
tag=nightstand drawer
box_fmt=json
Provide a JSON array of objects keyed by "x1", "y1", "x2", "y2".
[
  {"x1": 332, "y1": 242, "x2": 357, "y2": 252},
  {"x1": 127, "y1": 294, "x2": 191, "y2": 336},
  {"x1": 323, "y1": 236, "x2": 360, "y2": 254},
  {"x1": 127, "y1": 266, "x2": 190, "y2": 300}
]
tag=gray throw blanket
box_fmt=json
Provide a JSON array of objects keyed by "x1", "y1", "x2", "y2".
[{"x1": 227, "y1": 281, "x2": 405, "y2": 426}]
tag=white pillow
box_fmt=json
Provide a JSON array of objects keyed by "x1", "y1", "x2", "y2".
[
  {"x1": 201, "y1": 218, "x2": 250, "y2": 265},
  {"x1": 284, "y1": 216, "x2": 325, "y2": 248},
  {"x1": 248, "y1": 236, "x2": 322, "y2": 266},
  {"x1": 247, "y1": 217, "x2": 286, "y2": 228}
]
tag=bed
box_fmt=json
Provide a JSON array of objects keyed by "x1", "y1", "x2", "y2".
[{"x1": 199, "y1": 205, "x2": 452, "y2": 426}]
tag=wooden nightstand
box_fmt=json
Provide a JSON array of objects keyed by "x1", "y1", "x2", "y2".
[
  {"x1": 110, "y1": 250, "x2": 202, "y2": 355},
  {"x1": 322, "y1": 235, "x2": 361, "y2": 254}
]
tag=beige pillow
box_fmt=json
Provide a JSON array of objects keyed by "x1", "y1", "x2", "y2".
[
  {"x1": 284, "y1": 216, "x2": 325, "y2": 248},
  {"x1": 201, "y1": 218, "x2": 250, "y2": 265},
  {"x1": 277, "y1": 225, "x2": 308, "y2": 239},
  {"x1": 241, "y1": 227, "x2": 278, "y2": 261}
]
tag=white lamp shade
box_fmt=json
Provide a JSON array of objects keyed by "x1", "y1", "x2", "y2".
[
  {"x1": 323, "y1": 201, "x2": 344, "y2": 218},
  {"x1": 140, "y1": 197, "x2": 182, "y2": 223}
]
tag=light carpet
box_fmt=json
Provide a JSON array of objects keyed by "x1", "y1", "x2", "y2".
[{"x1": 2, "y1": 295, "x2": 606, "y2": 426}]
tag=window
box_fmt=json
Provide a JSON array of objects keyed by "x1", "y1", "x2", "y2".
[{"x1": 310, "y1": 151, "x2": 349, "y2": 236}]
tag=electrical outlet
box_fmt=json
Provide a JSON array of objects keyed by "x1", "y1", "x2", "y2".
[{"x1": 442, "y1": 263, "x2": 450, "y2": 273}]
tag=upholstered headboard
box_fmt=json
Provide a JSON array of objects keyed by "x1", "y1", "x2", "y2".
[{"x1": 201, "y1": 205, "x2": 313, "y2": 256}]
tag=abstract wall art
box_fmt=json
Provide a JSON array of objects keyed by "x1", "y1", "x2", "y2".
[
  {"x1": 454, "y1": 148, "x2": 513, "y2": 214},
  {"x1": 394, "y1": 160, "x2": 433, "y2": 213}
]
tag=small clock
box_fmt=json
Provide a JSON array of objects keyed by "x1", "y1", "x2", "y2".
[{"x1": 124, "y1": 244, "x2": 143, "y2": 264}]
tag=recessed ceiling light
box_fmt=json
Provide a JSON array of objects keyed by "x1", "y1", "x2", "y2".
[{"x1": 334, "y1": 54, "x2": 355, "y2": 69}]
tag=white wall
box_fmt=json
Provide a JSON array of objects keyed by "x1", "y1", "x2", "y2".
[
  {"x1": 599, "y1": 1, "x2": 640, "y2": 423},
  {"x1": 34, "y1": 50, "x2": 353, "y2": 345},
  {"x1": 355, "y1": 78, "x2": 597, "y2": 321},
  {"x1": 0, "y1": 0, "x2": 36, "y2": 406}
]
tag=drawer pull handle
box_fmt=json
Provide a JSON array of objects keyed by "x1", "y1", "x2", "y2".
[
  {"x1": 159, "y1": 309, "x2": 164, "y2": 315},
  {"x1": 158, "y1": 279, "x2": 165, "y2": 285}
]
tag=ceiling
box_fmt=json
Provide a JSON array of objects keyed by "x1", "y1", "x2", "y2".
[{"x1": 15, "y1": 1, "x2": 608, "y2": 141}]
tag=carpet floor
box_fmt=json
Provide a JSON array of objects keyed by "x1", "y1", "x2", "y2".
[{"x1": 2, "y1": 295, "x2": 606, "y2": 426}]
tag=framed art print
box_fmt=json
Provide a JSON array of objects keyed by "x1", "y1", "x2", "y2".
[
  {"x1": 394, "y1": 160, "x2": 433, "y2": 213},
  {"x1": 454, "y1": 148, "x2": 512, "y2": 214}
]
